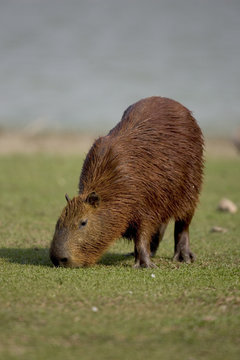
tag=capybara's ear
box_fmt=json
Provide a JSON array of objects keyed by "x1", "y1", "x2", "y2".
[
  {"x1": 65, "y1": 193, "x2": 71, "y2": 203},
  {"x1": 85, "y1": 192, "x2": 100, "y2": 208}
]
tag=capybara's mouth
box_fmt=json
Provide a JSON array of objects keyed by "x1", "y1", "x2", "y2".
[
  {"x1": 50, "y1": 254, "x2": 70, "y2": 268},
  {"x1": 50, "y1": 254, "x2": 85, "y2": 268}
]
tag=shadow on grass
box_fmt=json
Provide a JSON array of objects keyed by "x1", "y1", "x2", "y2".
[
  {"x1": 0, "y1": 247, "x2": 51, "y2": 266},
  {"x1": 0, "y1": 247, "x2": 131, "y2": 267},
  {"x1": 99, "y1": 252, "x2": 131, "y2": 266}
]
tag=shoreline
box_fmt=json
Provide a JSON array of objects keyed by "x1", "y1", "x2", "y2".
[{"x1": 0, "y1": 130, "x2": 239, "y2": 158}]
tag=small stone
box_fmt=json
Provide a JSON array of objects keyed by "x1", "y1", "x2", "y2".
[
  {"x1": 210, "y1": 226, "x2": 228, "y2": 233},
  {"x1": 151, "y1": 273, "x2": 156, "y2": 278},
  {"x1": 91, "y1": 306, "x2": 98, "y2": 312},
  {"x1": 217, "y1": 198, "x2": 238, "y2": 214},
  {"x1": 219, "y1": 305, "x2": 227, "y2": 312},
  {"x1": 128, "y1": 291, "x2": 133, "y2": 294},
  {"x1": 203, "y1": 315, "x2": 216, "y2": 322}
]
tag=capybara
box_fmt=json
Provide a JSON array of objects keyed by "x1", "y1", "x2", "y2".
[{"x1": 50, "y1": 96, "x2": 204, "y2": 268}]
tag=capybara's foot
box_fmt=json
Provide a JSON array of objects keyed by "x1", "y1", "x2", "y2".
[
  {"x1": 173, "y1": 250, "x2": 195, "y2": 264},
  {"x1": 133, "y1": 260, "x2": 157, "y2": 269}
]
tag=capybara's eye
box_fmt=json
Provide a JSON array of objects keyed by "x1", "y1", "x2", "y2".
[{"x1": 79, "y1": 220, "x2": 88, "y2": 228}]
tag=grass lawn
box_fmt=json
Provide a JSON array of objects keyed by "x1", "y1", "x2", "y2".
[{"x1": 0, "y1": 153, "x2": 239, "y2": 360}]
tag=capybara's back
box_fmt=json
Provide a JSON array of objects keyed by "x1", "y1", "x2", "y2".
[{"x1": 50, "y1": 97, "x2": 204, "y2": 268}]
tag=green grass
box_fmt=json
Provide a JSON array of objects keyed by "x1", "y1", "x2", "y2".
[{"x1": 0, "y1": 154, "x2": 239, "y2": 360}]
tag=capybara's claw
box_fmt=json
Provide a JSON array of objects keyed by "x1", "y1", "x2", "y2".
[
  {"x1": 133, "y1": 261, "x2": 157, "y2": 269},
  {"x1": 146, "y1": 262, "x2": 158, "y2": 268},
  {"x1": 173, "y1": 250, "x2": 195, "y2": 263}
]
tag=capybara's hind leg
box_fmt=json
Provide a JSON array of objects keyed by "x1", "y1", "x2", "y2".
[
  {"x1": 134, "y1": 229, "x2": 157, "y2": 268},
  {"x1": 150, "y1": 223, "x2": 168, "y2": 256},
  {"x1": 173, "y1": 215, "x2": 195, "y2": 264}
]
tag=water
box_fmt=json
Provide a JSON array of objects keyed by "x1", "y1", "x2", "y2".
[{"x1": 0, "y1": 0, "x2": 240, "y2": 135}]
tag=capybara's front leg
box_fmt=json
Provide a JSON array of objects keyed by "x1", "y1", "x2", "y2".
[
  {"x1": 134, "y1": 230, "x2": 157, "y2": 268},
  {"x1": 150, "y1": 223, "x2": 168, "y2": 257},
  {"x1": 173, "y1": 216, "x2": 195, "y2": 264}
]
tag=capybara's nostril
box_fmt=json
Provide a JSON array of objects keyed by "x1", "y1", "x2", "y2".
[
  {"x1": 50, "y1": 255, "x2": 60, "y2": 267},
  {"x1": 60, "y1": 257, "x2": 68, "y2": 264}
]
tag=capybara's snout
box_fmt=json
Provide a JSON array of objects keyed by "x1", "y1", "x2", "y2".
[
  {"x1": 50, "y1": 236, "x2": 71, "y2": 267},
  {"x1": 50, "y1": 252, "x2": 69, "y2": 267}
]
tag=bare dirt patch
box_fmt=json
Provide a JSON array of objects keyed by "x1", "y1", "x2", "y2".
[
  {"x1": 0, "y1": 131, "x2": 95, "y2": 155},
  {"x1": 0, "y1": 131, "x2": 239, "y2": 158},
  {"x1": 205, "y1": 137, "x2": 239, "y2": 158}
]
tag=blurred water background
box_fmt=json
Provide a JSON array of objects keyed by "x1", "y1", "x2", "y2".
[{"x1": 0, "y1": 0, "x2": 239, "y2": 135}]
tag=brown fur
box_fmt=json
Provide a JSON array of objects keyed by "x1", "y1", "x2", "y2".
[{"x1": 50, "y1": 97, "x2": 204, "y2": 268}]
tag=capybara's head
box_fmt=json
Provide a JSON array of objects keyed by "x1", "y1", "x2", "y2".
[{"x1": 50, "y1": 192, "x2": 103, "y2": 267}]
